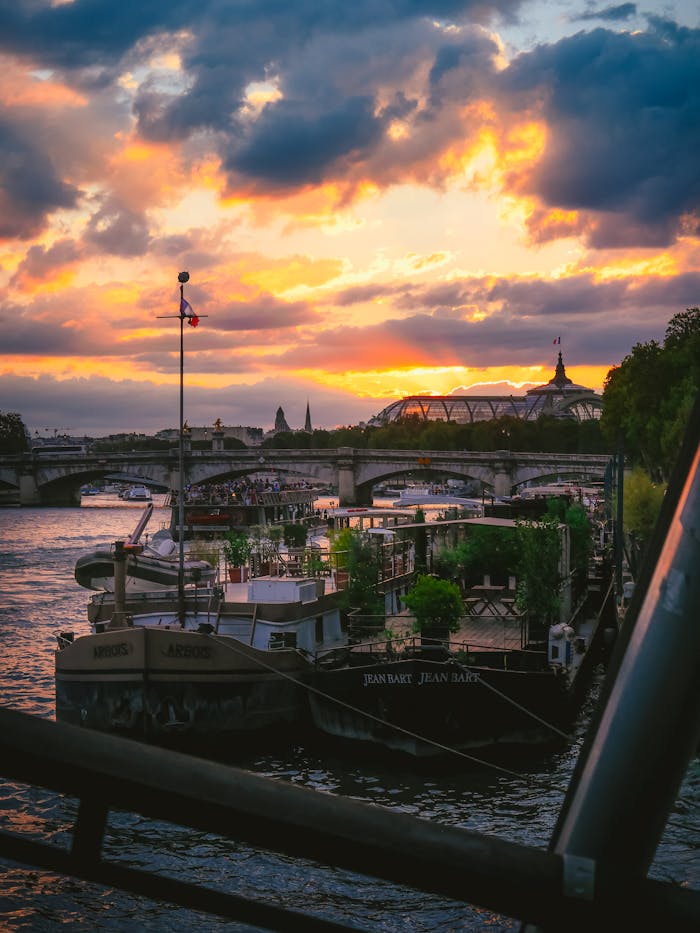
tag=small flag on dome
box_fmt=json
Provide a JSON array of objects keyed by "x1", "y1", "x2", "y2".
[
  {"x1": 180, "y1": 297, "x2": 199, "y2": 327},
  {"x1": 552, "y1": 336, "x2": 561, "y2": 344}
]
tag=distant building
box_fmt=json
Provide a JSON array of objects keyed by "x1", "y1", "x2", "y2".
[
  {"x1": 370, "y1": 352, "x2": 603, "y2": 426},
  {"x1": 274, "y1": 406, "x2": 291, "y2": 434},
  {"x1": 304, "y1": 401, "x2": 312, "y2": 433},
  {"x1": 155, "y1": 424, "x2": 264, "y2": 445}
]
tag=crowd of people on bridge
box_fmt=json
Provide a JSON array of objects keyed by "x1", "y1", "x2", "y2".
[{"x1": 175, "y1": 476, "x2": 317, "y2": 505}]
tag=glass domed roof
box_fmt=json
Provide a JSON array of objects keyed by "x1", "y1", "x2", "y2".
[{"x1": 371, "y1": 353, "x2": 602, "y2": 425}]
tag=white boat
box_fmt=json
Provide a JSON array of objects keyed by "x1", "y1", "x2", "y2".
[
  {"x1": 125, "y1": 484, "x2": 152, "y2": 501},
  {"x1": 74, "y1": 504, "x2": 216, "y2": 592},
  {"x1": 392, "y1": 487, "x2": 483, "y2": 510}
]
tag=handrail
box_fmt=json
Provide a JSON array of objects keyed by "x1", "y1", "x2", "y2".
[{"x1": 0, "y1": 707, "x2": 696, "y2": 932}]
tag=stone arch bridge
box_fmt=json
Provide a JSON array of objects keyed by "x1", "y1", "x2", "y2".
[{"x1": 1, "y1": 447, "x2": 612, "y2": 506}]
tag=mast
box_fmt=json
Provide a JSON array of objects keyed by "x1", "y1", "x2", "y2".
[
  {"x1": 157, "y1": 271, "x2": 200, "y2": 627},
  {"x1": 177, "y1": 271, "x2": 188, "y2": 625}
]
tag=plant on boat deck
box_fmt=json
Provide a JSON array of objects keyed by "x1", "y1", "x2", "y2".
[
  {"x1": 283, "y1": 523, "x2": 308, "y2": 547},
  {"x1": 331, "y1": 528, "x2": 384, "y2": 614},
  {"x1": 413, "y1": 508, "x2": 428, "y2": 573},
  {"x1": 187, "y1": 540, "x2": 220, "y2": 567},
  {"x1": 222, "y1": 530, "x2": 253, "y2": 568},
  {"x1": 303, "y1": 550, "x2": 326, "y2": 577},
  {"x1": 514, "y1": 516, "x2": 562, "y2": 641},
  {"x1": 404, "y1": 574, "x2": 463, "y2": 641}
]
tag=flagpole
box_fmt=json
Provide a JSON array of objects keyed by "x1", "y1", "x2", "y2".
[
  {"x1": 177, "y1": 271, "x2": 188, "y2": 626},
  {"x1": 156, "y1": 273, "x2": 206, "y2": 627}
]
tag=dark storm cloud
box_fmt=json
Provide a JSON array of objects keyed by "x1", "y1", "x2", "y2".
[
  {"x1": 572, "y1": 3, "x2": 637, "y2": 22},
  {"x1": 0, "y1": 120, "x2": 80, "y2": 239},
  {"x1": 499, "y1": 21, "x2": 700, "y2": 246},
  {"x1": 3, "y1": 1, "x2": 697, "y2": 252},
  {"x1": 0, "y1": 305, "x2": 88, "y2": 355},
  {"x1": 0, "y1": 0, "x2": 197, "y2": 74},
  {"x1": 227, "y1": 97, "x2": 386, "y2": 188}
]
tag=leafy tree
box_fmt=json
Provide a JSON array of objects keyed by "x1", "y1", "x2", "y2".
[
  {"x1": 623, "y1": 466, "x2": 666, "y2": 542},
  {"x1": 564, "y1": 502, "x2": 592, "y2": 598},
  {"x1": 452, "y1": 525, "x2": 519, "y2": 587},
  {"x1": 330, "y1": 529, "x2": 383, "y2": 613},
  {"x1": 405, "y1": 575, "x2": 463, "y2": 636},
  {"x1": 283, "y1": 523, "x2": 307, "y2": 547},
  {"x1": 413, "y1": 507, "x2": 428, "y2": 573},
  {"x1": 0, "y1": 411, "x2": 29, "y2": 454},
  {"x1": 621, "y1": 466, "x2": 667, "y2": 577},
  {"x1": 601, "y1": 307, "x2": 700, "y2": 480},
  {"x1": 329, "y1": 526, "x2": 355, "y2": 570},
  {"x1": 514, "y1": 517, "x2": 562, "y2": 639}
]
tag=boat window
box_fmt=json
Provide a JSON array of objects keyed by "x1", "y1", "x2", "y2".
[{"x1": 315, "y1": 616, "x2": 324, "y2": 643}]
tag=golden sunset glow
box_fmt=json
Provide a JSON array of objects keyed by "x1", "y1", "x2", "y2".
[{"x1": 1, "y1": 2, "x2": 697, "y2": 435}]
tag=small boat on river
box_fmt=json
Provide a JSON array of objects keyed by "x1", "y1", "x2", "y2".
[
  {"x1": 74, "y1": 504, "x2": 216, "y2": 593},
  {"x1": 125, "y1": 484, "x2": 152, "y2": 501}
]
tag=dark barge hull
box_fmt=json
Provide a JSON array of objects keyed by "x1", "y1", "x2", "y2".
[
  {"x1": 55, "y1": 627, "x2": 310, "y2": 743},
  {"x1": 309, "y1": 657, "x2": 575, "y2": 757}
]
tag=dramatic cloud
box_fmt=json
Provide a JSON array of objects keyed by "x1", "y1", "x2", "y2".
[
  {"x1": 0, "y1": 119, "x2": 80, "y2": 238},
  {"x1": 499, "y1": 20, "x2": 700, "y2": 246},
  {"x1": 0, "y1": 0, "x2": 697, "y2": 435}
]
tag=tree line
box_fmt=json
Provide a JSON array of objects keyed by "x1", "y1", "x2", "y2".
[{"x1": 3, "y1": 307, "x2": 697, "y2": 479}]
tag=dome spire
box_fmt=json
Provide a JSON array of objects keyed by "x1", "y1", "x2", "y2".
[{"x1": 551, "y1": 350, "x2": 572, "y2": 388}]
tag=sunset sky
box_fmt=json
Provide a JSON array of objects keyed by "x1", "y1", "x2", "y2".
[{"x1": 1, "y1": 0, "x2": 698, "y2": 437}]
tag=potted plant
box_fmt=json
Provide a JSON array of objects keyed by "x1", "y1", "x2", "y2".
[
  {"x1": 404, "y1": 574, "x2": 463, "y2": 647},
  {"x1": 223, "y1": 530, "x2": 253, "y2": 582}
]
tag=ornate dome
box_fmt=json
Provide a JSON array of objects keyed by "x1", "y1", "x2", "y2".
[{"x1": 370, "y1": 353, "x2": 602, "y2": 426}]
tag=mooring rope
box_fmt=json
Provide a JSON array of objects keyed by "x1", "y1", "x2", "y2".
[{"x1": 208, "y1": 633, "x2": 572, "y2": 790}]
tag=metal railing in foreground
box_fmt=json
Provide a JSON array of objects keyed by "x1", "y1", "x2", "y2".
[{"x1": 0, "y1": 707, "x2": 697, "y2": 933}]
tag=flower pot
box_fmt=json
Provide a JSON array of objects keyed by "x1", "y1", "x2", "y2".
[{"x1": 228, "y1": 566, "x2": 248, "y2": 583}]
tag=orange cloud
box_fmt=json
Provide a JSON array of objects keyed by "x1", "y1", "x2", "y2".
[
  {"x1": 0, "y1": 59, "x2": 87, "y2": 109},
  {"x1": 106, "y1": 137, "x2": 189, "y2": 211}
]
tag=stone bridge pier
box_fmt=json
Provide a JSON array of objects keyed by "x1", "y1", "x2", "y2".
[
  {"x1": 336, "y1": 448, "x2": 372, "y2": 506},
  {"x1": 492, "y1": 452, "x2": 515, "y2": 498},
  {"x1": 19, "y1": 473, "x2": 41, "y2": 506}
]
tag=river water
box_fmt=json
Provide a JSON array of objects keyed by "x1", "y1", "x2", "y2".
[{"x1": 0, "y1": 505, "x2": 697, "y2": 931}]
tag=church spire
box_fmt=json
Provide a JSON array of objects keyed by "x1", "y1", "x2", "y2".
[{"x1": 304, "y1": 400, "x2": 312, "y2": 433}]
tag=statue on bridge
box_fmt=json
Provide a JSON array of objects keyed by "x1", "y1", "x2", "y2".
[{"x1": 213, "y1": 418, "x2": 223, "y2": 432}]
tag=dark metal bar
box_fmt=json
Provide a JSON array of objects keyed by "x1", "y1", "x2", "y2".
[
  {"x1": 0, "y1": 832, "x2": 356, "y2": 933},
  {"x1": 615, "y1": 444, "x2": 624, "y2": 596},
  {"x1": 0, "y1": 708, "x2": 698, "y2": 931},
  {"x1": 551, "y1": 414, "x2": 700, "y2": 871},
  {"x1": 71, "y1": 798, "x2": 108, "y2": 864}
]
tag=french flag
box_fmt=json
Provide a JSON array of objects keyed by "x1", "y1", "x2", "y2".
[
  {"x1": 180, "y1": 297, "x2": 199, "y2": 327},
  {"x1": 553, "y1": 336, "x2": 561, "y2": 344}
]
